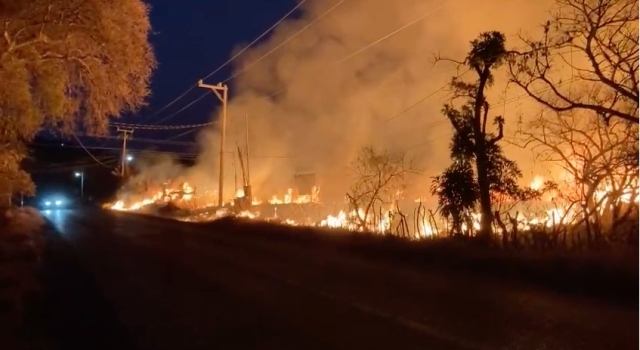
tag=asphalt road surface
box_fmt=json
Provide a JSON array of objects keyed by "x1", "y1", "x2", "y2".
[{"x1": 40, "y1": 208, "x2": 637, "y2": 350}]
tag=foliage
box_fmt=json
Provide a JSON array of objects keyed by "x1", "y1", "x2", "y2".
[
  {"x1": 346, "y1": 146, "x2": 419, "y2": 231},
  {"x1": 433, "y1": 31, "x2": 520, "y2": 240},
  {"x1": 431, "y1": 160, "x2": 476, "y2": 235},
  {"x1": 0, "y1": 0, "x2": 156, "y2": 197},
  {"x1": 509, "y1": 0, "x2": 639, "y2": 124},
  {"x1": 431, "y1": 103, "x2": 532, "y2": 236},
  {"x1": 0, "y1": 145, "x2": 35, "y2": 206}
]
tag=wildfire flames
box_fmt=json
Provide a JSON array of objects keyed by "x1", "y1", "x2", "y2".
[{"x1": 106, "y1": 164, "x2": 639, "y2": 240}]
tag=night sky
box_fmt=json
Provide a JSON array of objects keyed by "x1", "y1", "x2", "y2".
[{"x1": 86, "y1": 0, "x2": 301, "y2": 153}]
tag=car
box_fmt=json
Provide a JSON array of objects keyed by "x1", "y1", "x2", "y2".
[{"x1": 39, "y1": 195, "x2": 74, "y2": 210}]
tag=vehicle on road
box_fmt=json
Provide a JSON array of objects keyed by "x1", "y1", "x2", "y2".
[{"x1": 39, "y1": 195, "x2": 75, "y2": 210}]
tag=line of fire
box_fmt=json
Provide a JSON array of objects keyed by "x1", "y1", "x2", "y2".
[{"x1": 106, "y1": 130, "x2": 639, "y2": 245}]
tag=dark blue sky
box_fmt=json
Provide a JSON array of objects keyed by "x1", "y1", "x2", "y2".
[
  {"x1": 66, "y1": 0, "x2": 303, "y2": 159},
  {"x1": 129, "y1": 0, "x2": 300, "y2": 139}
]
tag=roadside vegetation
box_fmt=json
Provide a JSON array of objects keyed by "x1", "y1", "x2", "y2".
[
  {"x1": 0, "y1": 207, "x2": 46, "y2": 347},
  {"x1": 0, "y1": 0, "x2": 156, "y2": 345},
  {"x1": 186, "y1": 0, "x2": 638, "y2": 303},
  {"x1": 0, "y1": 0, "x2": 156, "y2": 205},
  {"x1": 0, "y1": 0, "x2": 637, "y2": 321}
]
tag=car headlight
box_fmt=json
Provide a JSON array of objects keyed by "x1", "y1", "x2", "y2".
[
  {"x1": 45, "y1": 201, "x2": 51, "y2": 206},
  {"x1": 55, "y1": 200, "x2": 62, "y2": 206}
]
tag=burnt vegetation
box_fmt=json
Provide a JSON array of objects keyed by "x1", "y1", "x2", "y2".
[{"x1": 0, "y1": 0, "x2": 637, "y2": 306}]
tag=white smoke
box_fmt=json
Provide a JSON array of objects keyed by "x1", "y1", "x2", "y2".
[
  {"x1": 131, "y1": 0, "x2": 557, "y2": 206},
  {"x1": 189, "y1": 0, "x2": 557, "y2": 204}
]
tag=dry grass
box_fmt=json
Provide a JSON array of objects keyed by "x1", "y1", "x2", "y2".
[
  {"x1": 197, "y1": 217, "x2": 639, "y2": 306},
  {"x1": 0, "y1": 207, "x2": 47, "y2": 342}
]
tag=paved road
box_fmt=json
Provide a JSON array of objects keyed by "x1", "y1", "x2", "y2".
[{"x1": 41, "y1": 209, "x2": 637, "y2": 350}]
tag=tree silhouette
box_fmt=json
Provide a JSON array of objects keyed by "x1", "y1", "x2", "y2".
[
  {"x1": 0, "y1": 0, "x2": 156, "y2": 198},
  {"x1": 433, "y1": 31, "x2": 511, "y2": 241},
  {"x1": 431, "y1": 102, "x2": 532, "y2": 239},
  {"x1": 509, "y1": 0, "x2": 639, "y2": 124}
]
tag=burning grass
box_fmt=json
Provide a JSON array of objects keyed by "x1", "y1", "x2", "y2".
[{"x1": 105, "y1": 162, "x2": 639, "y2": 248}]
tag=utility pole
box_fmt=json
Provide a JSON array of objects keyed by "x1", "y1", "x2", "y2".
[
  {"x1": 117, "y1": 127, "x2": 134, "y2": 177},
  {"x1": 245, "y1": 113, "x2": 251, "y2": 188},
  {"x1": 75, "y1": 171, "x2": 84, "y2": 198},
  {"x1": 232, "y1": 147, "x2": 238, "y2": 194},
  {"x1": 198, "y1": 80, "x2": 228, "y2": 207}
]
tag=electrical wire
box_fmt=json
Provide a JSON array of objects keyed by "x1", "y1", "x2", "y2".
[
  {"x1": 72, "y1": 134, "x2": 114, "y2": 168},
  {"x1": 221, "y1": 0, "x2": 466, "y2": 105},
  {"x1": 202, "y1": 0, "x2": 309, "y2": 82},
  {"x1": 150, "y1": 0, "x2": 347, "y2": 127},
  {"x1": 221, "y1": 0, "x2": 348, "y2": 85},
  {"x1": 84, "y1": 134, "x2": 195, "y2": 147},
  {"x1": 336, "y1": 1, "x2": 452, "y2": 64},
  {"x1": 140, "y1": 0, "x2": 311, "y2": 125},
  {"x1": 58, "y1": 144, "x2": 198, "y2": 158},
  {"x1": 97, "y1": 31, "x2": 579, "y2": 161},
  {"x1": 166, "y1": 128, "x2": 203, "y2": 141},
  {"x1": 109, "y1": 121, "x2": 214, "y2": 130},
  {"x1": 32, "y1": 158, "x2": 118, "y2": 173},
  {"x1": 140, "y1": 85, "x2": 197, "y2": 123},
  {"x1": 152, "y1": 92, "x2": 211, "y2": 125},
  {"x1": 153, "y1": 0, "x2": 449, "y2": 125}
]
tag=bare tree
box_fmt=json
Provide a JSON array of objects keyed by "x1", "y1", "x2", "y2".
[
  {"x1": 509, "y1": 0, "x2": 639, "y2": 124},
  {"x1": 517, "y1": 111, "x2": 638, "y2": 246},
  {"x1": 346, "y1": 146, "x2": 419, "y2": 232}
]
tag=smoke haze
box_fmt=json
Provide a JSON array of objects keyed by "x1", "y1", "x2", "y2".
[{"x1": 159, "y1": 0, "x2": 558, "y2": 204}]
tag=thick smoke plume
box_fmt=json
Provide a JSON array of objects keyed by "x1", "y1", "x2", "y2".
[{"x1": 146, "y1": 0, "x2": 558, "y2": 204}]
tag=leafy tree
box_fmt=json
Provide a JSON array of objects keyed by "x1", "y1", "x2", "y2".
[
  {"x1": 0, "y1": 146, "x2": 34, "y2": 206},
  {"x1": 431, "y1": 103, "x2": 531, "y2": 238},
  {"x1": 431, "y1": 160, "x2": 477, "y2": 236},
  {"x1": 433, "y1": 31, "x2": 511, "y2": 241},
  {"x1": 0, "y1": 0, "x2": 156, "y2": 198},
  {"x1": 509, "y1": 0, "x2": 639, "y2": 124}
]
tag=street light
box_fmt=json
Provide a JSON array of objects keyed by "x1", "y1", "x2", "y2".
[
  {"x1": 126, "y1": 154, "x2": 133, "y2": 162},
  {"x1": 75, "y1": 171, "x2": 84, "y2": 198}
]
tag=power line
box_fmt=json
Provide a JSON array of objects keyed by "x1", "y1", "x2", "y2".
[
  {"x1": 336, "y1": 1, "x2": 452, "y2": 64},
  {"x1": 109, "y1": 121, "x2": 214, "y2": 130},
  {"x1": 385, "y1": 84, "x2": 452, "y2": 123},
  {"x1": 221, "y1": 0, "x2": 348, "y2": 85},
  {"x1": 140, "y1": 0, "x2": 311, "y2": 125},
  {"x1": 166, "y1": 128, "x2": 201, "y2": 141},
  {"x1": 139, "y1": 85, "x2": 197, "y2": 124},
  {"x1": 31, "y1": 158, "x2": 118, "y2": 173},
  {"x1": 152, "y1": 92, "x2": 211, "y2": 125},
  {"x1": 227, "y1": 0, "x2": 462, "y2": 104},
  {"x1": 153, "y1": 0, "x2": 348, "y2": 128},
  {"x1": 202, "y1": 0, "x2": 309, "y2": 82},
  {"x1": 151, "y1": 0, "x2": 452, "y2": 126},
  {"x1": 53, "y1": 144, "x2": 199, "y2": 159},
  {"x1": 72, "y1": 134, "x2": 114, "y2": 168},
  {"x1": 146, "y1": 0, "x2": 448, "y2": 136}
]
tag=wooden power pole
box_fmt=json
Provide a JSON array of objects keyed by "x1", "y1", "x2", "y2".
[
  {"x1": 117, "y1": 127, "x2": 134, "y2": 177},
  {"x1": 197, "y1": 80, "x2": 228, "y2": 207}
]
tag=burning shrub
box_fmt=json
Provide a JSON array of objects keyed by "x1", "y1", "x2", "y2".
[
  {"x1": 345, "y1": 146, "x2": 421, "y2": 232},
  {"x1": 517, "y1": 111, "x2": 639, "y2": 247}
]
